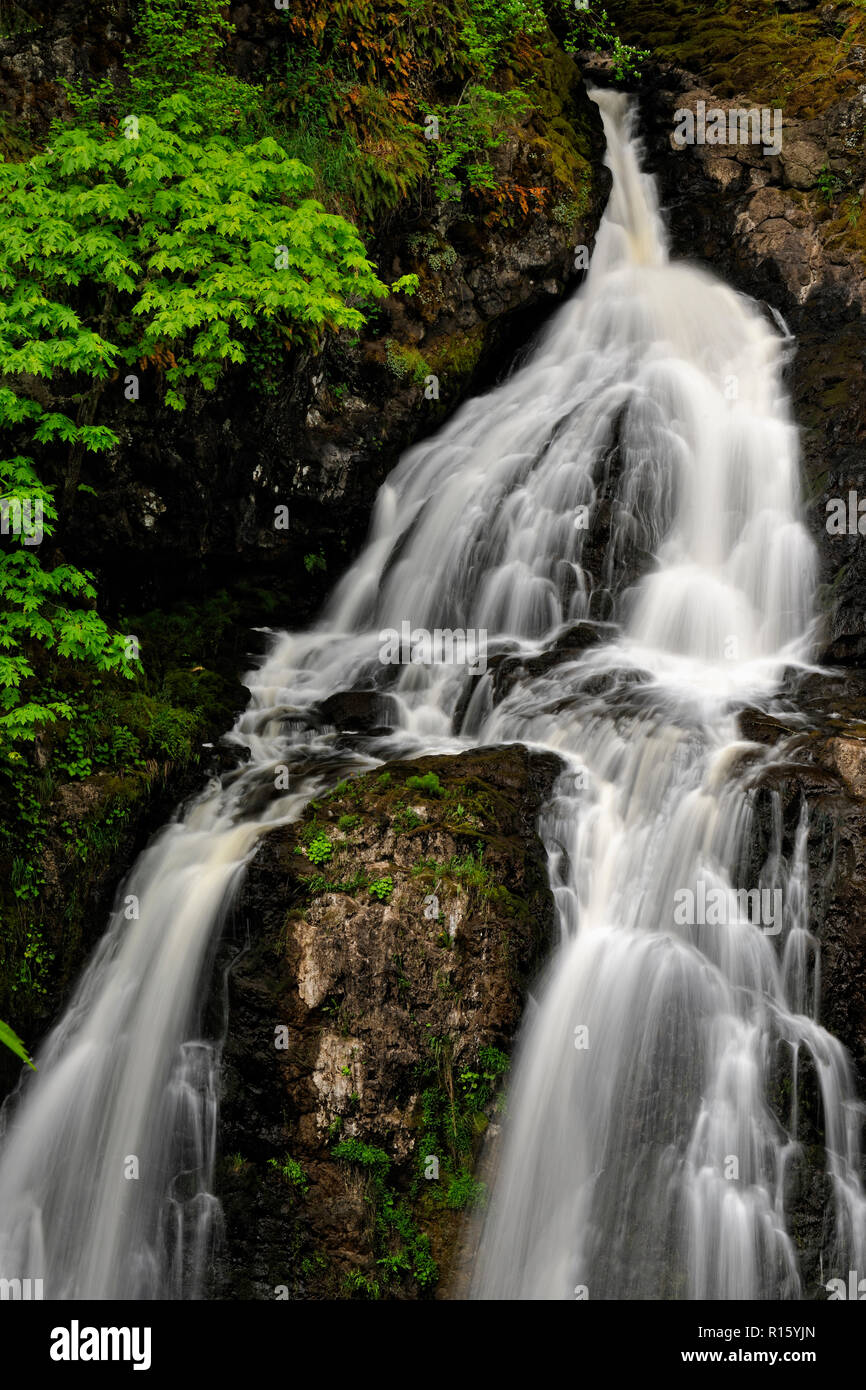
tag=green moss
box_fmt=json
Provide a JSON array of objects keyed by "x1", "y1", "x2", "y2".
[
  {"x1": 427, "y1": 323, "x2": 486, "y2": 382},
  {"x1": 607, "y1": 0, "x2": 866, "y2": 118},
  {"x1": 384, "y1": 338, "x2": 432, "y2": 384},
  {"x1": 392, "y1": 804, "x2": 424, "y2": 833}
]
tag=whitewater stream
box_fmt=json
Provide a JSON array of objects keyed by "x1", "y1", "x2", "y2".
[{"x1": 0, "y1": 89, "x2": 864, "y2": 1300}]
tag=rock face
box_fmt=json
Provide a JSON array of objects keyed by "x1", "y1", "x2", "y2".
[
  {"x1": 741, "y1": 668, "x2": 866, "y2": 1085},
  {"x1": 735, "y1": 677, "x2": 866, "y2": 1289},
  {"x1": 0, "y1": 726, "x2": 247, "y2": 1101},
  {"x1": 211, "y1": 745, "x2": 561, "y2": 1299}
]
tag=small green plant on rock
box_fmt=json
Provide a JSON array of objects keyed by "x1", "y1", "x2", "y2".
[
  {"x1": 817, "y1": 163, "x2": 844, "y2": 202},
  {"x1": 459, "y1": 1045, "x2": 510, "y2": 1107},
  {"x1": 445, "y1": 1171, "x2": 487, "y2": 1210},
  {"x1": 267, "y1": 1154, "x2": 309, "y2": 1193},
  {"x1": 369, "y1": 876, "x2": 394, "y2": 901},
  {"x1": 405, "y1": 772, "x2": 444, "y2": 798},
  {"x1": 392, "y1": 805, "x2": 423, "y2": 832},
  {"x1": 305, "y1": 831, "x2": 334, "y2": 865},
  {"x1": 343, "y1": 1268, "x2": 380, "y2": 1299},
  {"x1": 333, "y1": 1137, "x2": 390, "y2": 1176}
]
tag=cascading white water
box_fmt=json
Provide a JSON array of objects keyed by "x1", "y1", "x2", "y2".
[{"x1": 0, "y1": 89, "x2": 863, "y2": 1300}]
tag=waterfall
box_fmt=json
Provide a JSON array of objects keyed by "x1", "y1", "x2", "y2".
[{"x1": 0, "y1": 89, "x2": 863, "y2": 1300}]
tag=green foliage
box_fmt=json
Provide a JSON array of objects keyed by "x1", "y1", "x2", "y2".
[
  {"x1": 413, "y1": 1035, "x2": 509, "y2": 1227},
  {"x1": 1, "y1": 104, "x2": 390, "y2": 396},
  {"x1": 306, "y1": 868, "x2": 369, "y2": 896},
  {"x1": 0, "y1": 1017, "x2": 34, "y2": 1069},
  {"x1": 303, "y1": 551, "x2": 327, "y2": 575},
  {"x1": 817, "y1": 163, "x2": 845, "y2": 202},
  {"x1": 0, "y1": 3, "x2": 41, "y2": 38},
  {"x1": 368, "y1": 876, "x2": 394, "y2": 901},
  {"x1": 59, "y1": 801, "x2": 130, "y2": 866},
  {"x1": 305, "y1": 831, "x2": 334, "y2": 865},
  {"x1": 0, "y1": 58, "x2": 393, "y2": 751},
  {"x1": 556, "y1": 3, "x2": 650, "y2": 81},
  {"x1": 392, "y1": 805, "x2": 423, "y2": 832},
  {"x1": 333, "y1": 1135, "x2": 438, "y2": 1291},
  {"x1": 405, "y1": 772, "x2": 444, "y2": 798},
  {"x1": 343, "y1": 1268, "x2": 381, "y2": 1299},
  {"x1": 48, "y1": 686, "x2": 200, "y2": 777},
  {"x1": 332, "y1": 1138, "x2": 392, "y2": 1183},
  {"x1": 385, "y1": 339, "x2": 430, "y2": 383},
  {"x1": 267, "y1": 1153, "x2": 310, "y2": 1193},
  {"x1": 64, "y1": 0, "x2": 259, "y2": 137},
  {"x1": 420, "y1": 840, "x2": 526, "y2": 917},
  {"x1": 375, "y1": 1187, "x2": 438, "y2": 1287},
  {"x1": 459, "y1": 0, "x2": 548, "y2": 78},
  {"x1": 300, "y1": 1249, "x2": 329, "y2": 1279},
  {"x1": 459, "y1": 1045, "x2": 510, "y2": 1108},
  {"x1": 270, "y1": 34, "x2": 430, "y2": 221},
  {"x1": 126, "y1": 0, "x2": 243, "y2": 114},
  {"x1": 445, "y1": 1171, "x2": 486, "y2": 1209},
  {"x1": 11, "y1": 922, "x2": 54, "y2": 999},
  {"x1": 0, "y1": 449, "x2": 138, "y2": 749},
  {"x1": 268, "y1": 0, "x2": 594, "y2": 222},
  {"x1": 429, "y1": 86, "x2": 531, "y2": 203},
  {"x1": 406, "y1": 232, "x2": 458, "y2": 272}
]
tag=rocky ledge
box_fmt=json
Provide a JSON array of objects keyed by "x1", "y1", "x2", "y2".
[{"x1": 210, "y1": 744, "x2": 561, "y2": 1299}]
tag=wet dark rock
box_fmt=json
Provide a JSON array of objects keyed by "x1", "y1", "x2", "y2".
[
  {"x1": 316, "y1": 690, "x2": 399, "y2": 734},
  {"x1": 487, "y1": 621, "x2": 617, "y2": 705},
  {"x1": 737, "y1": 707, "x2": 799, "y2": 746}
]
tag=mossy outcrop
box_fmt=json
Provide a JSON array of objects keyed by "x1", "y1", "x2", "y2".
[{"x1": 211, "y1": 745, "x2": 560, "y2": 1299}]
